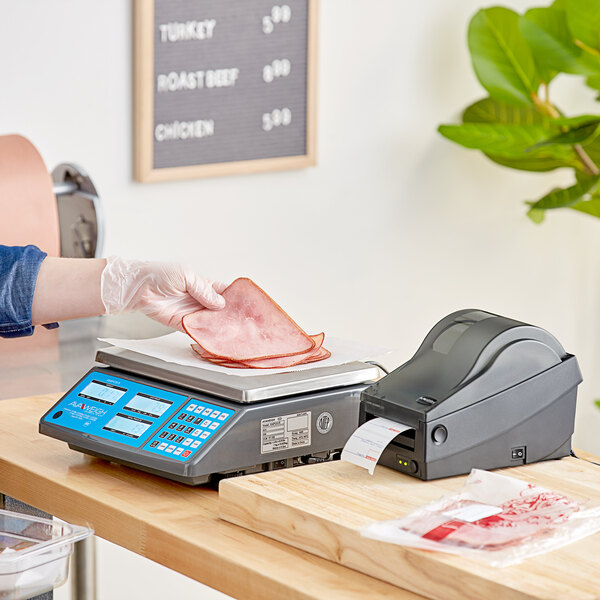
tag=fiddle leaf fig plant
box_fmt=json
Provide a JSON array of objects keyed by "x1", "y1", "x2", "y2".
[{"x1": 438, "y1": 0, "x2": 600, "y2": 222}]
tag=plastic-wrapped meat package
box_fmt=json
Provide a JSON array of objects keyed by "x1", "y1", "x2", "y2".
[{"x1": 362, "y1": 469, "x2": 600, "y2": 566}]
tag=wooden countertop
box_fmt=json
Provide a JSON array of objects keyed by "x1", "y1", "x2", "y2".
[
  {"x1": 220, "y1": 448, "x2": 600, "y2": 600},
  {"x1": 0, "y1": 394, "x2": 423, "y2": 600}
]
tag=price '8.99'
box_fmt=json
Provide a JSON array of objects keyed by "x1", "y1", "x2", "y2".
[{"x1": 263, "y1": 59, "x2": 291, "y2": 83}]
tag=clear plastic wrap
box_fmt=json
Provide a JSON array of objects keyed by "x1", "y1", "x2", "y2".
[{"x1": 362, "y1": 469, "x2": 600, "y2": 566}]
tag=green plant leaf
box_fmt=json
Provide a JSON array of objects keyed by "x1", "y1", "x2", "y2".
[
  {"x1": 468, "y1": 7, "x2": 541, "y2": 105},
  {"x1": 578, "y1": 134, "x2": 600, "y2": 166},
  {"x1": 571, "y1": 192, "x2": 600, "y2": 217},
  {"x1": 528, "y1": 122, "x2": 600, "y2": 149},
  {"x1": 565, "y1": 0, "x2": 600, "y2": 53},
  {"x1": 525, "y1": 175, "x2": 600, "y2": 224},
  {"x1": 520, "y1": 7, "x2": 600, "y2": 77},
  {"x1": 460, "y1": 97, "x2": 577, "y2": 171},
  {"x1": 438, "y1": 123, "x2": 576, "y2": 158},
  {"x1": 462, "y1": 96, "x2": 551, "y2": 125},
  {"x1": 482, "y1": 154, "x2": 576, "y2": 172},
  {"x1": 527, "y1": 207, "x2": 547, "y2": 223},
  {"x1": 552, "y1": 114, "x2": 600, "y2": 127},
  {"x1": 586, "y1": 75, "x2": 600, "y2": 99},
  {"x1": 519, "y1": 10, "x2": 561, "y2": 82}
]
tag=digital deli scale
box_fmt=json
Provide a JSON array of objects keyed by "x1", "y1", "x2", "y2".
[{"x1": 40, "y1": 347, "x2": 378, "y2": 485}]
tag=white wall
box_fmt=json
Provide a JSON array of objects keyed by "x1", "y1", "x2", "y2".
[{"x1": 3, "y1": 1, "x2": 600, "y2": 597}]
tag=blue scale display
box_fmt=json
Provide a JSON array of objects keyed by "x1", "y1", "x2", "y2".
[{"x1": 42, "y1": 370, "x2": 234, "y2": 463}]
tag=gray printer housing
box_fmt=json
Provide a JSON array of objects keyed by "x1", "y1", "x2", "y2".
[{"x1": 360, "y1": 309, "x2": 582, "y2": 480}]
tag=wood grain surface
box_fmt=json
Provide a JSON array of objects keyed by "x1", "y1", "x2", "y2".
[
  {"x1": 219, "y1": 452, "x2": 600, "y2": 600},
  {"x1": 0, "y1": 394, "x2": 424, "y2": 600}
]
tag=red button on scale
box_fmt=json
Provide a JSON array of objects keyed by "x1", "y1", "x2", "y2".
[{"x1": 182, "y1": 450, "x2": 191, "y2": 457}]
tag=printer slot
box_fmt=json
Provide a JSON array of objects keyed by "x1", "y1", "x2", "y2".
[
  {"x1": 363, "y1": 413, "x2": 416, "y2": 451},
  {"x1": 390, "y1": 429, "x2": 416, "y2": 451}
]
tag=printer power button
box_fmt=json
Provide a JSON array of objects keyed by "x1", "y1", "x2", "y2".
[{"x1": 432, "y1": 425, "x2": 448, "y2": 445}]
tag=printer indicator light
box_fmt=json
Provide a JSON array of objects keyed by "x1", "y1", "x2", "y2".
[{"x1": 396, "y1": 455, "x2": 418, "y2": 474}]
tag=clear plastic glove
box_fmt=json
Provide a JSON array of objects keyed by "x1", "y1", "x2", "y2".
[{"x1": 101, "y1": 256, "x2": 227, "y2": 331}]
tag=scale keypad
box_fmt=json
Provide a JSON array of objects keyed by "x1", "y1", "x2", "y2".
[{"x1": 144, "y1": 399, "x2": 234, "y2": 461}]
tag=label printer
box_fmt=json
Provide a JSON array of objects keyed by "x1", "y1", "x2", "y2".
[{"x1": 360, "y1": 309, "x2": 582, "y2": 480}]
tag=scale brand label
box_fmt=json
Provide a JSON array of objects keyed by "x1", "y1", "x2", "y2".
[{"x1": 261, "y1": 411, "x2": 311, "y2": 454}]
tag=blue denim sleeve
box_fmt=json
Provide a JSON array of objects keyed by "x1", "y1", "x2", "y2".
[{"x1": 0, "y1": 244, "x2": 54, "y2": 338}]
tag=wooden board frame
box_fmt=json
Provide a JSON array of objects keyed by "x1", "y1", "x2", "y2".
[{"x1": 133, "y1": 0, "x2": 318, "y2": 183}]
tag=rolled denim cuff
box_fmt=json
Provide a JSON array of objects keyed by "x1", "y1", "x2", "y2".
[{"x1": 0, "y1": 245, "x2": 56, "y2": 338}]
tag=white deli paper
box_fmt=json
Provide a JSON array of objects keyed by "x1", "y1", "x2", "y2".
[
  {"x1": 341, "y1": 417, "x2": 412, "y2": 475},
  {"x1": 99, "y1": 332, "x2": 389, "y2": 377}
]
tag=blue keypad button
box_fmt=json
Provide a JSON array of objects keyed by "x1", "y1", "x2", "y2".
[{"x1": 144, "y1": 399, "x2": 234, "y2": 462}]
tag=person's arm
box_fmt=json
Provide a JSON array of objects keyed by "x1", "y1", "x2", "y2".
[
  {"x1": 31, "y1": 256, "x2": 227, "y2": 332},
  {"x1": 31, "y1": 257, "x2": 107, "y2": 325}
]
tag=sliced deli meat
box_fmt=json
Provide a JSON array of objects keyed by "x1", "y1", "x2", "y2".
[
  {"x1": 191, "y1": 333, "x2": 327, "y2": 369},
  {"x1": 236, "y1": 332, "x2": 324, "y2": 368},
  {"x1": 302, "y1": 346, "x2": 331, "y2": 363},
  {"x1": 183, "y1": 278, "x2": 316, "y2": 361}
]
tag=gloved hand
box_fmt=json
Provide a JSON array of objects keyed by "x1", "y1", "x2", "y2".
[{"x1": 101, "y1": 256, "x2": 227, "y2": 331}]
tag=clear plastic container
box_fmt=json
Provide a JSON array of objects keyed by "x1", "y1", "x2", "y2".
[{"x1": 0, "y1": 509, "x2": 92, "y2": 599}]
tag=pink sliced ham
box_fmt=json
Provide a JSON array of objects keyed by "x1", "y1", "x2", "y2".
[
  {"x1": 302, "y1": 346, "x2": 331, "y2": 363},
  {"x1": 191, "y1": 333, "x2": 328, "y2": 369},
  {"x1": 236, "y1": 332, "x2": 324, "y2": 368},
  {"x1": 183, "y1": 278, "x2": 315, "y2": 361}
]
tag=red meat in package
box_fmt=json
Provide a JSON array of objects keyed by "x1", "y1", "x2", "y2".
[{"x1": 362, "y1": 469, "x2": 600, "y2": 566}]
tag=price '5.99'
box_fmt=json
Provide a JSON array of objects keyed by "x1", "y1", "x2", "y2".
[
  {"x1": 262, "y1": 5, "x2": 292, "y2": 34},
  {"x1": 262, "y1": 108, "x2": 292, "y2": 132}
]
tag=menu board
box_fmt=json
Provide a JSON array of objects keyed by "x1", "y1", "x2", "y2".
[{"x1": 134, "y1": 0, "x2": 318, "y2": 182}]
